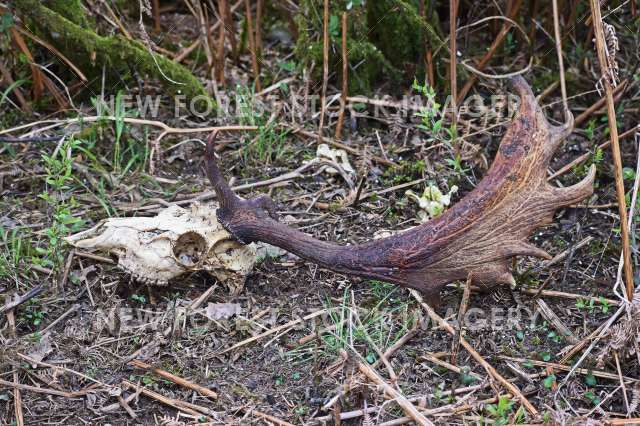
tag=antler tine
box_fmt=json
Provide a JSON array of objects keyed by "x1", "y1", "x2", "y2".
[{"x1": 206, "y1": 131, "x2": 241, "y2": 211}]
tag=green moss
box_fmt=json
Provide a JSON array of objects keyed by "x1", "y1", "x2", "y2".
[
  {"x1": 16, "y1": 0, "x2": 208, "y2": 102},
  {"x1": 45, "y1": 0, "x2": 91, "y2": 28},
  {"x1": 294, "y1": 0, "x2": 444, "y2": 93},
  {"x1": 366, "y1": 0, "x2": 443, "y2": 72}
]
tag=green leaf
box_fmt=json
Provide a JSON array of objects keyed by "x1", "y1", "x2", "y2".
[
  {"x1": 0, "y1": 13, "x2": 13, "y2": 32},
  {"x1": 543, "y1": 374, "x2": 556, "y2": 389},
  {"x1": 328, "y1": 15, "x2": 340, "y2": 38},
  {"x1": 585, "y1": 372, "x2": 597, "y2": 387},
  {"x1": 623, "y1": 167, "x2": 636, "y2": 181}
]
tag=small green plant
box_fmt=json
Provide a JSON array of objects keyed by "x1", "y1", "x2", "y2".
[
  {"x1": 584, "y1": 119, "x2": 597, "y2": 140},
  {"x1": 412, "y1": 79, "x2": 447, "y2": 143},
  {"x1": 623, "y1": 167, "x2": 636, "y2": 181},
  {"x1": 445, "y1": 153, "x2": 469, "y2": 175},
  {"x1": 131, "y1": 294, "x2": 147, "y2": 304},
  {"x1": 36, "y1": 138, "x2": 85, "y2": 270},
  {"x1": 576, "y1": 298, "x2": 596, "y2": 313},
  {"x1": 573, "y1": 146, "x2": 603, "y2": 177},
  {"x1": 543, "y1": 374, "x2": 556, "y2": 389},
  {"x1": 547, "y1": 331, "x2": 562, "y2": 343},
  {"x1": 584, "y1": 390, "x2": 601, "y2": 406},
  {"x1": 24, "y1": 308, "x2": 45, "y2": 327},
  {"x1": 485, "y1": 395, "x2": 515, "y2": 425}
]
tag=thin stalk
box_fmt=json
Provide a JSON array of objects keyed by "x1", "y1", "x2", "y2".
[
  {"x1": 335, "y1": 12, "x2": 348, "y2": 140},
  {"x1": 589, "y1": 0, "x2": 634, "y2": 300},
  {"x1": 318, "y1": 0, "x2": 329, "y2": 143}
]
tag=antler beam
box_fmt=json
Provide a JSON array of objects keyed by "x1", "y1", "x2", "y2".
[{"x1": 205, "y1": 77, "x2": 595, "y2": 304}]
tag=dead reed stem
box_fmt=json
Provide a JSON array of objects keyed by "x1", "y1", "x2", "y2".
[
  {"x1": 589, "y1": 0, "x2": 634, "y2": 300},
  {"x1": 318, "y1": 0, "x2": 330, "y2": 143},
  {"x1": 551, "y1": 0, "x2": 570, "y2": 122},
  {"x1": 335, "y1": 12, "x2": 348, "y2": 140},
  {"x1": 244, "y1": 0, "x2": 261, "y2": 91},
  {"x1": 449, "y1": 0, "x2": 458, "y2": 131}
]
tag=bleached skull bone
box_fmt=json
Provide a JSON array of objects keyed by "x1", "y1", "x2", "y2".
[{"x1": 65, "y1": 203, "x2": 257, "y2": 287}]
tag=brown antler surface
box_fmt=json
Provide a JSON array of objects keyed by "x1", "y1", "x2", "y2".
[{"x1": 205, "y1": 77, "x2": 595, "y2": 304}]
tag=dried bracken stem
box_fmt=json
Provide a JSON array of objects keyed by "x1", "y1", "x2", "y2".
[
  {"x1": 255, "y1": 0, "x2": 264, "y2": 55},
  {"x1": 358, "y1": 361, "x2": 434, "y2": 426},
  {"x1": 535, "y1": 299, "x2": 578, "y2": 344},
  {"x1": 449, "y1": 0, "x2": 458, "y2": 130},
  {"x1": 318, "y1": 0, "x2": 329, "y2": 143},
  {"x1": 217, "y1": 308, "x2": 328, "y2": 354},
  {"x1": 10, "y1": 27, "x2": 66, "y2": 108},
  {"x1": 216, "y1": 0, "x2": 227, "y2": 84},
  {"x1": 450, "y1": 274, "x2": 472, "y2": 365},
  {"x1": 335, "y1": 12, "x2": 348, "y2": 140},
  {"x1": 244, "y1": 0, "x2": 261, "y2": 91},
  {"x1": 589, "y1": 0, "x2": 634, "y2": 301},
  {"x1": 614, "y1": 351, "x2": 631, "y2": 414},
  {"x1": 122, "y1": 380, "x2": 208, "y2": 418},
  {"x1": 152, "y1": 0, "x2": 161, "y2": 32},
  {"x1": 551, "y1": 0, "x2": 571, "y2": 123},
  {"x1": 6, "y1": 311, "x2": 24, "y2": 426},
  {"x1": 500, "y1": 354, "x2": 639, "y2": 383},
  {"x1": 129, "y1": 359, "x2": 218, "y2": 399},
  {"x1": 411, "y1": 290, "x2": 539, "y2": 416},
  {"x1": 419, "y1": 1, "x2": 435, "y2": 87}
]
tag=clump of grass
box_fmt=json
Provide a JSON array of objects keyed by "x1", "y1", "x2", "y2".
[
  {"x1": 235, "y1": 85, "x2": 289, "y2": 164},
  {"x1": 0, "y1": 226, "x2": 35, "y2": 281}
]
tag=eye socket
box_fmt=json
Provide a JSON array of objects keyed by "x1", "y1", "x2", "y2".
[{"x1": 173, "y1": 231, "x2": 207, "y2": 267}]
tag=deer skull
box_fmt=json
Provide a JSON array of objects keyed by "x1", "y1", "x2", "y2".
[{"x1": 65, "y1": 203, "x2": 257, "y2": 293}]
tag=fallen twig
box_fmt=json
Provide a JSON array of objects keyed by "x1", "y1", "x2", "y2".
[
  {"x1": 520, "y1": 288, "x2": 620, "y2": 306},
  {"x1": 451, "y1": 275, "x2": 472, "y2": 364},
  {"x1": 1, "y1": 286, "x2": 43, "y2": 316},
  {"x1": 335, "y1": 11, "x2": 348, "y2": 140},
  {"x1": 121, "y1": 380, "x2": 209, "y2": 418},
  {"x1": 217, "y1": 308, "x2": 328, "y2": 355},
  {"x1": 499, "y1": 355, "x2": 639, "y2": 383},
  {"x1": 358, "y1": 361, "x2": 434, "y2": 426},
  {"x1": 128, "y1": 359, "x2": 217, "y2": 399},
  {"x1": 535, "y1": 299, "x2": 578, "y2": 344}
]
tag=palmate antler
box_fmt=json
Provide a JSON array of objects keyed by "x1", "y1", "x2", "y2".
[{"x1": 205, "y1": 77, "x2": 595, "y2": 304}]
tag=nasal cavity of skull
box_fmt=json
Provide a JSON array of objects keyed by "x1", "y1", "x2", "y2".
[{"x1": 173, "y1": 231, "x2": 207, "y2": 267}]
